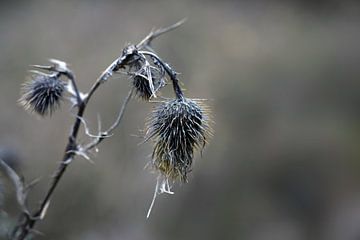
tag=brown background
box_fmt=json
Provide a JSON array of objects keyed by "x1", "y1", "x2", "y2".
[{"x1": 1, "y1": 1, "x2": 360, "y2": 240}]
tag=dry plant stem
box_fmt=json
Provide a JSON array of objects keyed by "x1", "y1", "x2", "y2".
[
  {"x1": 12, "y1": 19, "x2": 186, "y2": 240},
  {"x1": 12, "y1": 58, "x2": 130, "y2": 240},
  {"x1": 85, "y1": 58, "x2": 121, "y2": 103},
  {"x1": 65, "y1": 71, "x2": 82, "y2": 105},
  {"x1": 12, "y1": 107, "x2": 84, "y2": 240},
  {"x1": 136, "y1": 18, "x2": 186, "y2": 50}
]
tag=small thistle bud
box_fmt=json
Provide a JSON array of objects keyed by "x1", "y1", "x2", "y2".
[
  {"x1": 19, "y1": 73, "x2": 66, "y2": 116},
  {"x1": 129, "y1": 58, "x2": 165, "y2": 100},
  {"x1": 146, "y1": 98, "x2": 211, "y2": 182}
]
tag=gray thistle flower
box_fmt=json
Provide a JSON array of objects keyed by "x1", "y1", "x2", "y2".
[
  {"x1": 19, "y1": 73, "x2": 66, "y2": 116},
  {"x1": 128, "y1": 57, "x2": 165, "y2": 100},
  {"x1": 146, "y1": 97, "x2": 211, "y2": 182}
]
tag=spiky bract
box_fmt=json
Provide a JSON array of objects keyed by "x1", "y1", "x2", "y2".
[
  {"x1": 19, "y1": 74, "x2": 66, "y2": 116},
  {"x1": 129, "y1": 58, "x2": 165, "y2": 100},
  {"x1": 146, "y1": 98, "x2": 210, "y2": 182}
]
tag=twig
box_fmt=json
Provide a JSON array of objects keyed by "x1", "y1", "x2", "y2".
[
  {"x1": 136, "y1": 18, "x2": 187, "y2": 50},
  {"x1": 11, "y1": 56, "x2": 132, "y2": 240},
  {"x1": 84, "y1": 88, "x2": 134, "y2": 151}
]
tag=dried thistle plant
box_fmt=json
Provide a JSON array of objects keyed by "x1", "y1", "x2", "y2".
[
  {"x1": 144, "y1": 97, "x2": 212, "y2": 217},
  {"x1": 127, "y1": 53, "x2": 166, "y2": 100},
  {"x1": 19, "y1": 73, "x2": 66, "y2": 116},
  {"x1": 0, "y1": 19, "x2": 213, "y2": 240},
  {"x1": 146, "y1": 98, "x2": 210, "y2": 182}
]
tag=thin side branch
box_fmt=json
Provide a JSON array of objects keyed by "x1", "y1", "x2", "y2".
[
  {"x1": 85, "y1": 88, "x2": 134, "y2": 151},
  {"x1": 136, "y1": 18, "x2": 187, "y2": 50}
]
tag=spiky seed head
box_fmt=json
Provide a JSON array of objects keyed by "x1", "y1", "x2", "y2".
[
  {"x1": 129, "y1": 59, "x2": 165, "y2": 100},
  {"x1": 19, "y1": 74, "x2": 66, "y2": 116},
  {"x1": 146, "y1": 98, "x2": 211, "y2": 182}
]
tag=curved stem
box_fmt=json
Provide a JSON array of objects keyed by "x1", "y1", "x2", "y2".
[
  {"x1": 84, "y1": 88, "x2": 133, "y2": 151},
  {"x1": 12, "y1": 104, "x2": 85, "y2": 240},
  {"x1": 12, "y1": 56, "x2": 131, "y2": 240},
  {"x1": 140, "y1": 51, "x2": 184, "y2": 100},
  {"x1": 64, "y1": 71, "x2": 82, "y2": 106},
  {"x1": 85, "y1": 58, "x2": 120, "y2": 104}
]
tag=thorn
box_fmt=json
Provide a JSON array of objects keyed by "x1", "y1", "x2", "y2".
[
  {"x1": 25, "y1": 177, "x2": 41, "y2": 193},
  {"x1": 28, "y1": 70, "x2": 50, "y2": 76},
  {"x1": 76, "y1": 115, "x2": 104, "y2": 138},
  {"x1": 30, "y1": 64, "x2": 52, "y2": 71},
  {"x1": 68, "y1": 149, "x2": 94, "y2": 164}
]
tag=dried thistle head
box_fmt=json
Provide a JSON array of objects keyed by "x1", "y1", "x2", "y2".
[
  {"x1": 128, "y1": 55, "x2": 165, "y2": 100},
  {"x1": 19, "y1": 73, "x2": 66, "y2": 116},
  {"x1": 146, "y1": 98, "x2": 211, "y2": 182}
]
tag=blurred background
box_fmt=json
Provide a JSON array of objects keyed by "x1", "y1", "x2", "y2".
[{"x1": 1, "y1": 0, "x2": 360, "y2": 239}]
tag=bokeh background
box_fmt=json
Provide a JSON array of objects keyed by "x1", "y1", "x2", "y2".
[{"x1": 1, "y1": 0, "x2": 360, "y2": 239}]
